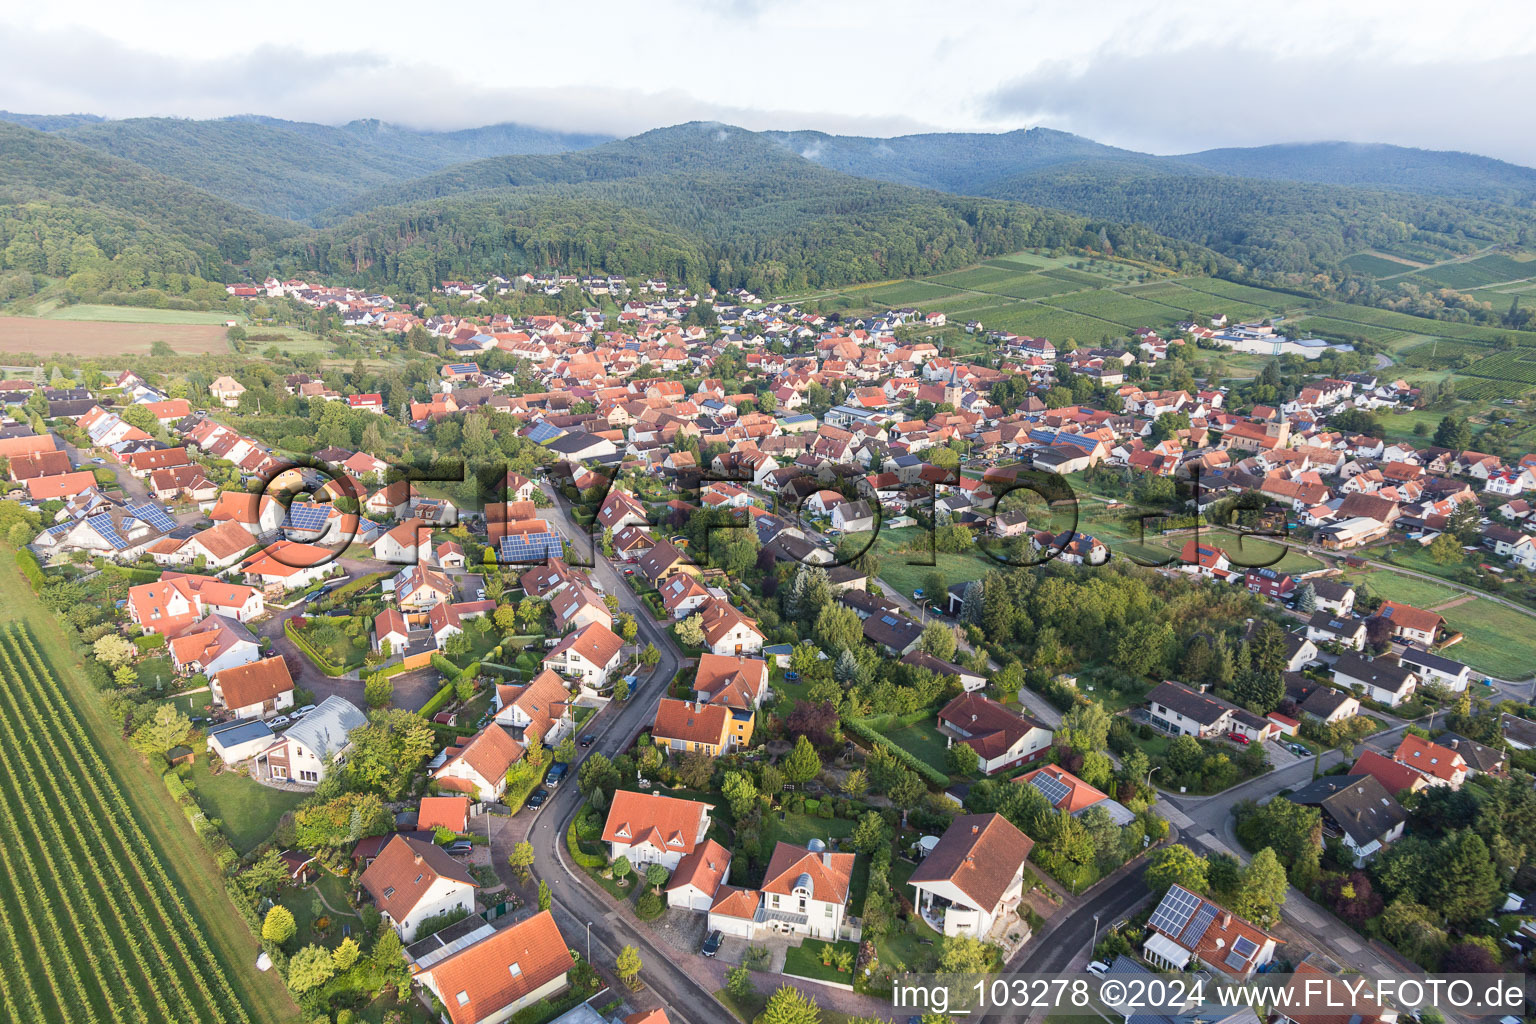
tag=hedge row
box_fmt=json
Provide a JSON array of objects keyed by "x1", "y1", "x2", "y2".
[
  {"x1": 842, "y1": 717, "x2": 949, "y2": 788},
  {"x1": 565, "y1": 821, "x2": 607, "y2": 869},
  {"x1": 419, "y1": 682, "x2": 456, "y2": 720},
  {"x1": 283, "y1": 619, "x2": 345, "y2": 677}
]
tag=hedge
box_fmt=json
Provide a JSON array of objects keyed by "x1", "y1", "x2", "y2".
[
  {"x1": 419, "y1": 682, "x2": 456, "y2": 720},
  {"x1": 843, "y1": 716, "x2": 949, "y2": 787},
  {"x1": 566, "y1": 820, "x2": 607, "y2": 869},
  {"x1": 133, "y1": 634, "x2": 167, "y2": 652},
  {"x1": 284, "y1": 619, "x2": 345, "y2": 676},
  {"x1": 14, "y1": 549, "x2": 45, "y2": 589}
]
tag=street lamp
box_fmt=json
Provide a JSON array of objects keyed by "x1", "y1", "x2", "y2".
[
  {"x1": 585, "y1": 921, "x2": 592, "y2": 964},
  {"x1": 1146, "y1": 765, "x2": 1162, "y2": 788},
  {"x1": 1092, "y1": 913, "x2": 1101, "y2": 960}
]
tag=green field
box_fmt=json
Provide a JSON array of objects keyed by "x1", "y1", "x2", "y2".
[
  {"x1": 1344, "y1": 252, "x2": 1423, "y2": 277},
  {"x1": 868, "y1": 527, "x2": 998, "y2": 598},
  {"x1": 0, "y1": 555, "x2": 296, "y2": 1024},
  {"x1": 41, "y1": 304, "x2": 240, "y2": 325},
  {"x1": 181, "y1": 759, "x2": 307, "y2": 856}
]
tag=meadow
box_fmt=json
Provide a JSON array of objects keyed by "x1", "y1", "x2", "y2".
[{"x1": 0, "y1": 316, "x2": 231, "y2": 357}]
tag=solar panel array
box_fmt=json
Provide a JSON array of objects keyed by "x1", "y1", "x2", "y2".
[
  {"x1": 880, "y1": 614, "x2": 899, "y2": 625},
  {"x1": 1148, "y1": 885, "x2": 1200, "y2": 936},
  {"x1": 287, "y1": 502, "x2": 332, "y2": 531},
  {"x1": 1029, "y1": 771, "x2": 1072, "y2": 807},
  {"x1": 1181, "y1": 902, "x2": 1219, "y2": 946},
  {"x1": 499, "y1": 531, "x2": 563, "y2": 564},
  {"x1": 84, "y1": 512, "x2": 129, "y2": 550},
  {"x1": 527, "y1": 422, "x2": 563, "y2": 444},
  {"x1": 128, "y1": 502, "x2": 176, "y2": 533}
]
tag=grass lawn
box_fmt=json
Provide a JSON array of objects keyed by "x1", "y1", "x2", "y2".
[
  {"x1": 158, "y1": 688, "x2": 217, "y2": 718},
  {"x1": 873, "y1": 911, "x2": 944, "y2": 973},
  {"x1": 775, "y1": 810, "x2": 856, "y2": 847},
  {"x1": 872, "y1": 527, "x2": 996, "y2": 598},
  {"x1": 182, "y1": 758, "x2": 307, "y2": 855},
  {"x1": 0, "y1": 549, "x2": 299, "y2": 1023},
  {"x1": 1342, "y1": 566, "x2": 1461, "y2": 609},
  {"x1": 783, "y1": 939, "x2": 862, "y2": 984},
  {"x1": 885, "y1": 720, "x2": 951, "y2": 773},
  {"x1": 1441, "y1": 600, "x2": 1536, "y2": 679},
  {"x1": 135, "y1": 653, "x2": 178, "y2": 693}
]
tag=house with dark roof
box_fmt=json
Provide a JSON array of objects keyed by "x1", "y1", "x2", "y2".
[
  {"x1": 1286, "y1": 773, "x2": 1405, "y2": 865},
  {"x1": 1395, "y1": 647, "x2": 1471, "y2": 692},
  {"x1": 936, "y1": 693, "x2": 1052, "y2": 774},
  {"x1": 907, "y1": 814, "x2": 1034, "y2": 938},
  {"x1": 1299, "y1": 685, "x2": 1359, "y2": 725},
  {"x1": 1304, "y1": 610, "x2": 1366, "y2": 651},
  {"x1": 1332, "y1": 652, "x2": 1417, "y2": 707},
  {"x1": 1145, "y1": 681, "x2": 1234, "y2": 738},
  {"x1": 1432, "y1": 734, "x2": 1506, "y2": 777}
]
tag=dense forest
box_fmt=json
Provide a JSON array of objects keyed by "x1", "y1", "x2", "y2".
[
  {"x1": 5, "y1": 113, "x2": 1536, "y2": 311},
  {"x1": 29, "y1": 115, "x2": 611, "y2": 220}
]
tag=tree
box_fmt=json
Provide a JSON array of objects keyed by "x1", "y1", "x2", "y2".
[
  {"x1": 508, "y1": 840, "x2": 535, "y2": 882},
  {"x1": 887, "y1": 769, "x2": 927, "y2": 809},
  {"x1": 345, "y1": 709, "x2": 435, "y2": 799},
  {"x1": 615, "y1": 944, "x2": 642, "y2": 986},
  {"x1": 537, "y1": 879, "x2": 552, "y2": 912},
  {"x1": 781, "y1": 735, "x2": 822, "y2": 785},
  {"x1": 758, "y1": 984, "x2": 820, "y2": 1024},
  {"x1": 959, "y1": 580, "x2": 984, "y2": 626},
  {"x1": 611, "y1": 856, "x2": 633, "y2": 887},
  {"x1": 813, "y1": 603, "x2": 863, "y2": 656},
  {"x1": 612, "y1": 676, "x2": 630, "y2": 703},
  {"x1": 721, "y1": 771, "x2": 759, "y2": 818},
  {"x1": 919, "y1": 621, "x2": 957, "y2": 661},
  {"x1": 676, "y1": 614, "x2": 705, "y2": 647},
  {"x1": 1230, "y1": 847, "x2": 1288, "y2": 927},
  {"x1": 1434, "y1": 415, "x2": 1470, "y2": 451},
  {"x1": 1428, "y1": 530, "x2": 1465, "y2": 565},
  {"x1": 262, "y1": 905, "x2": 297, "y2": 947},
  {"x1": 937, "y1": 935, "x2": 996, "y2": 975},
  {"x1": 331, "y1": 936, "x2": 361, "y2": 973},
  {"x1": 1235, "y1": 798, "x2": 1321, "y2": 868},
  {"x1": 131, "y1": 704, "x2": 192, "y2": 756},
  {"x1": 841, "y1": 768, "x2": 868, "y2": 798},
  {"x1": 1145, "y1": 844, "x2": 1208, "y2": 897},
  {"x1": 1294, "y1": 582, "x2": 1317, "y2": 614},
  {"x1": 1434, "y1": 830, "x2": 1499, "y2": 924},
  {"x1": 676, "y1": 749, "x2": 715, "y2": 789},
  {"x1": 364, "y1": 672, "x2": 393, "y2": 709},
  {"x1": 645, "y1": 862, "x2": 670, "y2": 894},
  {"x1": 945, "y1": 742, "x2": 980, "y2": 777},
  {"x1": 726, "y1": 964, "x2": 755, "y2": 1000},
  {"x1": 1059, "y1": 701, "x2": 1112, "y2": 754},
  {"x1": 286, "y1": 944, "x2": 335, "y2": 993},
  {"x1": 92, "y1": 633, "x2": 136, "y2": 669},
  {"x1": 1112, "y1": 619, "x2": 1173, "y2": 677}
]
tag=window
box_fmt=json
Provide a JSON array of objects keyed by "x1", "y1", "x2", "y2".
[
  {"x1": 383, "y1": 887, "x2": 395, "y2": 900},
  {"x1": 456, "y1": 992, "x2": 469, "y2": 1007},
  {"x1": 509, "y1": 963, "x2": 522, "y2": 977}
]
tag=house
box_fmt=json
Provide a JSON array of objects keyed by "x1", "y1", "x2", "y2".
[
  {"x1": 239, "y1": 541, "x2": 334, "y2": 592},
  {"x1": 651, "y1": 698, "x2": 748, "y2": 755},
  {"x1": 1145, "y1": 681, "x2": 1234, "y2": 738},
  {"x1": 205, "y1": 718, "x2": 276, "y2": 764},
  {"x1": 1310, "y1": 578, "x2": 1356, "y2": 616},
  {"x1": 695, "y1": 598, "x2": 764, "y2": 656},
  {"x1": 1500, "y1": 712, "x2": 1536, "y2": 751},
  {"x1": 411, "y1": 914, "x2": 574, "y2": 1024},
  {"x1": 1142, "y1": 884, "x2": 1279, "y2": 978},
  {"x1": 1245, "y1": 567, "x2": 1295, "y2": 601},
  {"x1": 493, "y1": 670, "x2": 573, "y2": 747},
  {"x1": 831, "y1": 499, "x2": 876, "y2": 533},
  {"x1": 1285, "y1": 773, "x2": 1405, "y2": 866},
  {"x1": 861, "y1": 608, "x2": 924, "y2": 656},
  {"x1": 551, "y1": 583, "x2": 613, "y2": 633},
  {"x1": 1305, "y1": 610, "x2": 1367, "y2": 650},
  {"x1": 168, "y1": 615, "x2": 261, "y2": 677},
  {"x1": 1332, "y1": 653, "x2": 1417, "y2": 707},
  {"x1": 1394, "y1": 648, "x2": 1471, "y2": 692},
  {"x1": 372, "y1": 519, "x2": 430, "y2": 564},
  {"x1": 433, "y1": 725, "x2": 525, "y2": 802},
  {"x1": 1014, "y1": 764, "x2": 1134, "y2": 823},
  {"x1": 658, "y1": 573, "x2": 712, "y2": 619},
  {"x1": 901, "y1": 649, "x2": 987, "y2": 692},
  {"x1": 936, "y1": 693, "x2": 1052, "y2": 774},
  {"x1": 755, "y1": 841, "x2": 855, "y2": 940},
  {"x1": 395, "y1": 564, "x2": 456, "y2": 612},
  {"x1": 417, "y1": 796, "x2": 470, "y2": 835},
  {"x1": 126, "y1": 575, "x2": 206, "y2": 636},
  {"x1": 636, "y1": 540, "x2": 694, "y2": 585},
  {"x1": 1392, "y1": 733, "x2": 1467, "y2": 789},
  {"x1": 1299, "y1": 686, "x2": 1359, "y2": 725},
  {"x1": 256, "y1": 695, "x2": 366, "y2": 785},
  {"x1": 543, "y1": 622, "x2": 625, "y2": 688},
  {"x1": 665, "y1": 838, "x2": 732, "y2": 911},
  {"x1": 210, "y1": 656, "x2": 294, "y2": 720},
  {"x1": 1178, "y1": 539, "x2": 1232, "y2": 580},
  {"x1": 596, "y1": 490, "x2": 649, "y2": 532},
  {"x1": 602, "y1": 791, "x2": 713, "y2": 870},
  {"x1": 692, "y1": 653, "x2": 768, "y2": 709},
  {"x1": 1435, "y1": 734, "x2": 1507, "y2": 777},
  {"x1": 907, "y1": 814, "x2": 1034, "y2": 938},
  {"x1": 1350, "y1": 749, "x2": 1429, "y2": 798},
  {"x1": 1373, "y1": 601, "x2": 1443, "y2": 646},
  {"x1": 209, "y1": 376, "x2": 246, "y2": 407},
  {"x1": 359, "y1": 835, "x2": 477, "y2": 942}
]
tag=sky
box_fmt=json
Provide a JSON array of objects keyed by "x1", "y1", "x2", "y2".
[{"x1": 6, "y1": 0, "x2": 1536, "y2": 164}]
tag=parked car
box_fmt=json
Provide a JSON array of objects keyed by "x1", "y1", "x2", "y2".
[
  {"x1": 543, "y1": 638, "x2": 560, "y2": 648},
  {"x1": 702, "y1": 930, "x2": 722, "y2": 957},
  {"x1": 526, "y1": 788, "x2": 548, "y2": 808},
  {"x1": 446, "y1": 840, "x2": 474, "y2": 856},
  {"x1": 546, "y1": 762, "x2": 569, "y2": 786},
  {"x1": 580, "y1": 734, "x2": 597, "y2": 748},
  {"x1": 623, "y1": 567, "x2": 636, "y2": 576},
  {"x1": 269, "y1": 715, "x2": 291, "y2": 728},
  {"x1": 1227, "y1": 732, "x2": 1250, "y2": 745},
  {"x1": 293, "y1": 704, "x2": 317, "y2": 718},
  {"x1": 1086, "y1": 960, "x2": 1110, "y2": 976}
]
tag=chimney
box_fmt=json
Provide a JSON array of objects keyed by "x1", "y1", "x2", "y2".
[
  {"x1": 1221, "y1": 912, "x2": 1232, "y2": 929},
  {"x1": 822, "y1": 852, "x2": 831, "y2": 868},
  {"x1": 971, "y1": 824, "x2": 980, "y2": 834}
]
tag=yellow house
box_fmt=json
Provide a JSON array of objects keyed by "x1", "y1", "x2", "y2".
[{"x1": 651, "y1": 698, "x2": 753, "y2": 755}]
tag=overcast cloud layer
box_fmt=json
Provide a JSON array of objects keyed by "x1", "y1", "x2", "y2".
[{"x1": 5, "y1": 0, "x2": 1536, "y2": 164}]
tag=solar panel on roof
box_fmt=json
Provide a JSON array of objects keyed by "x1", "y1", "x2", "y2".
[
  {"x1": 527, "y1": 422, "x2": 563, "y2": 444},
  {"x1": 1148, "y1": 886, "x2": 1200, "y2": 936},
  {"x1": 1231, "y1": 936, "x2": 1257, "y2": 958},
  {"x1": 85, "y1": 512, "x2": 129, "y2": 550},
  {"x1": 287, "y1": 503, "x2": 332, "y2": 531},
  {"x1": 499, "y1": 531, "x2": 562, "y2": 565},
  {"x1": 880, "y1": 615, "x2": 898, "y2": 625},
  {"x1": 128, "y1": 502, "x2": 176, "y2": 533},
  {"x1": 1029, "y1": 772, "x2": 1072, "y2": 807},
  {"x1": 1181, "y1": 902, "x2": 1219, "y2": 946},
  {"x1": 1225, "y1": 949, "x2": 1249, "y2": 971}
]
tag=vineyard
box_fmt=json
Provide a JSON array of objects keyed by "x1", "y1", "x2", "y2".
[{"x1": 0, "y1": 624, "x2": 255, "y2": 1024}]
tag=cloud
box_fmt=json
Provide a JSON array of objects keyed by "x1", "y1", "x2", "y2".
[{"x1": 986, "y1": 46, "x2": 1536, "y2": 165}]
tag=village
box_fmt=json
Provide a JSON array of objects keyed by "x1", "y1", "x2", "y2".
[{"x1": 0, "y1": 272, "x2": 1533, "y2": 1024}]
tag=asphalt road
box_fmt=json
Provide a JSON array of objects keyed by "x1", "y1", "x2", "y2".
[
  {"x1": 509, "y1": 484, "x2": 729, "y2": 1024},
  {"x1": 1013, "y1": 858, "x2": 1153, "y2": 974}
]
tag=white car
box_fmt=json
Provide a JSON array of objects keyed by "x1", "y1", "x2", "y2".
[
  {"x1": 292, "y1": 704, "x2": 317, "y2": 718},
  {"x1": 269, "y1": 715, "x2": 291, "y2": 728},
  {"x1": 1086, "y1": 961, "x2": 1110, "y2": 976}
]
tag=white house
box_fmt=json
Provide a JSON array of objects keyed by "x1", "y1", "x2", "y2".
[
  {"x1": 907, "y1": 814, "x2": 1034, "y2": 938},
  {"x1": 431, "y1": 725, "x2": 524, "y2": 803},
  {"x1": 210, "y1": 656, "x2": 295, "y2": 720},
  {"x1": 256, "y1": 695, "x2": 366, "y2": 785},
  {"x1": 602, "y1": 791, "x2": 713, "y2": 871},
  {"x1": 542, "y1": 622, "x2": 625, "y2": 688},
  {"x1": 360, "y1": 835, "x2": 477, "y2": 942},
  {"x1": 664, "y1": 838, "x2": 732, "y2": 911},
  {"x1": 410, "y1": 910, "x2": 572, "y2": 1024}
]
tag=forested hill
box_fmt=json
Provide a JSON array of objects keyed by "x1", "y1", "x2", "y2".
[
  {"x1": 1173, "y1": 142, "x2": 1536, "y2": 203},
  {"x1": 31, "y1": 115, "x2": 611, "y2": 221},
  {"x1": 273, "y1": 122, "x2": 1229, "y2": 295},
  {"x1": 0, "y1": 121, "x2": 302, "y2": 283},
  {"x1": 974, "y1": 162, "x2": 1536, "y2": 276}
]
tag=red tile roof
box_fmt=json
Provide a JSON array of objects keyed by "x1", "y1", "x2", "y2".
[
  {"x1": 214, "y1": 655, "x2": 293, "y2": 709},
  {"x1": 424, "y1": 909, "x2": 572, "y2": 1024}
]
